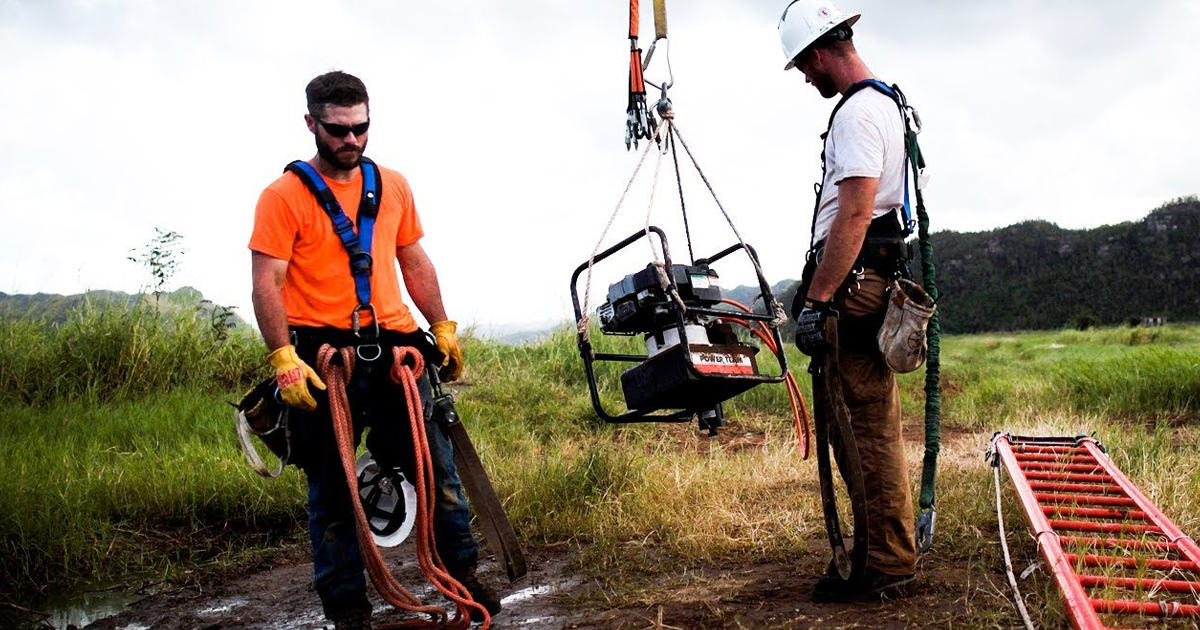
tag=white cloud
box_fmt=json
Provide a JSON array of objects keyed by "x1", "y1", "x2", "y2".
[{"x1": 1, "y1": 0, "x2": 1197, "y2": 329}]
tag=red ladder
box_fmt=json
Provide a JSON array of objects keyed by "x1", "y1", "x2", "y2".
[{"x1": 990, "y1": 434, "x2": 1200, "y2": 629}]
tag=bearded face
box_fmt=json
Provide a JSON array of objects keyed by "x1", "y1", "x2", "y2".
[
  {"x1": 309, "y1": 103, "x2": 369, "y2": 171},
  {"x1": 796, "y1": 51, "x2": 838, "y2": 99},
  {"x1": 315, "y1": 131, "x2": 364, "y2": 170}
]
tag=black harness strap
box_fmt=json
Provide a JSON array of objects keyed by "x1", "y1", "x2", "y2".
[{"x1": 808, "y1": 79, "x2": 917, "y2": 252}]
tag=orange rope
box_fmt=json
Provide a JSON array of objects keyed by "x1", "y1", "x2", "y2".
[
  {"x1": 389, "y1": 346, "x2": 488, "y2": 629},
  {"x1": 317, "y1": 344, "x2": 487, "y2": 630},
  {"x1": 718, "y1": 300, "x2": 811, "y2": 459}
]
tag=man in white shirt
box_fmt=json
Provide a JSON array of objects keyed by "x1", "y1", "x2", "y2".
[{"x1": 778, "y1": 0, "x2": 918, "y2": 601}]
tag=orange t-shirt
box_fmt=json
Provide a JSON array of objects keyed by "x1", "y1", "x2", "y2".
[{"x1": 249, "y1": 163, "x2": 424, "y2": 332}]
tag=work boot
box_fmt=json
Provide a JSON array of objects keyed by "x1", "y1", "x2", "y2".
[
  {"x1": 452, "y1": 567, "x2": 502, "y2": 622},
  {"x1": 812, "y1": 569, "x2": 915, "y2": 602},
  {"x1": 331, "y1": 609, "x2": 372, "y2": 630}
]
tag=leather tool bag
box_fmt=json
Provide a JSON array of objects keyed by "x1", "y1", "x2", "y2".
[
  {"x1": 233, "y1": 378, "x2": 291, "y2": 478},
  {"x1": 876, "y1": 278, "x2": 936, "y2": 373}
]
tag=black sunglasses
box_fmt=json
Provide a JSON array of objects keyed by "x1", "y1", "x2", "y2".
[{"x1": 315, "y1": 118, "x2": 370, "y2": 138}]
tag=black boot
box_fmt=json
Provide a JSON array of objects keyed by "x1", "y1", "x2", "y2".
[
  {"x1": 812, "y1": 569, "x2": 915, "y2": 602},
  {"x1": 331, "y1": 609, "x2": 372, "y2": 630},
  {"x1": 452, "y1": 567, "x2": 502, "y2": 622}
]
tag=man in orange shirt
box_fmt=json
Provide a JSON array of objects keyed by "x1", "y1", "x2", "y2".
[{"x1": 249, "y1": 71, "x2": 499, "y2": 630}]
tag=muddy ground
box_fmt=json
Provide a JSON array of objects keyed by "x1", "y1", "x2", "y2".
[
  {"x1": 70, "y1": 534, "x2": 1018, "y2": 630},
  {"x1": 36, "y1": 422, "x2": 1030, "y2": 630}
]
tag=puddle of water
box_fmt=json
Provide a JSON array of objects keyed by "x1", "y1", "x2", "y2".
[
  {"x1": 196, "y1": 599, "x2": 247, "y2": 616},
  {"x1": 30, "y1": 588, "x2": 139, "y2": 629},
  {"x1": 515, "y1": 615, "x2": 560, "y2": 626},
  {"x1": 501, "y1": 578, "x2": 582, "y2": 606},
  {"x1": 501, "y1": 583, "x2": 557, "y2": 605}
]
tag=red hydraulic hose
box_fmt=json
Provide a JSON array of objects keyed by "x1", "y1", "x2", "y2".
[{"x1": 719, "y1": 299, "x2": 810, "y2": 459}]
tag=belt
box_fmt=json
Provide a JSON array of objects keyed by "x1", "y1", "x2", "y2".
[
  {"x1": 809, "y1": 209, "x2": 913, "y2": 270},
  {"x1": 290, "y1": 326, "x2": 443, "y2": 367},
  {"x1": 809, "y1": 235, "x2": 914, "y2": 270}
]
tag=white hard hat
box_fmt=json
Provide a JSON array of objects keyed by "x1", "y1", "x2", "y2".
[
  {"x1": 355, "y1": 452, "x2": 417, "y2": 547},
  {"x1": 778, "y1": 0, "x2": 861, "y2": 71}
]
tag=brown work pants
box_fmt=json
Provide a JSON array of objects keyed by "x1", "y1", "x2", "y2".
[{"x1": 813, "y1": 269, "x2": 917, "y2": 576}]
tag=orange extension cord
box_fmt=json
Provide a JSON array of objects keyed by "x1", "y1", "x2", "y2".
[
  {"x1": 719, "y1": 299, "x2": 811, "y2": 459},
  {"x1": 318, "y1": 344, "x2": 488, "y2": 630}
]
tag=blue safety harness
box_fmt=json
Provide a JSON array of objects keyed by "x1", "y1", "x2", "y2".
[
  {"x1": 284, "y1": 157, "x2": 383, "y2": 338},
  {"x1": 810, "y1": 79, "x2": 922, "y2": 249}
]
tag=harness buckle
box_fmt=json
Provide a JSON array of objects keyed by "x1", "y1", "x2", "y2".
[{"x1": 348, "y1": 251, "x2": 373, "y2": 276}]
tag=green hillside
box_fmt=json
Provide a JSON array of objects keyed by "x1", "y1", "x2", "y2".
[
  {"x1": 0, "y1": 287, "x2": 250, "y2": 330},
  {"x1": 933, "y1": 197, "x2": 1199, "y2": 332},
  {"x1": 726, "y1": 197, "x2": 1200, "y2": 334}
]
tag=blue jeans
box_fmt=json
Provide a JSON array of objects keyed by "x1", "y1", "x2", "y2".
[{"x1": 291, "y1": 340, "x2": 478, "y2": 621}]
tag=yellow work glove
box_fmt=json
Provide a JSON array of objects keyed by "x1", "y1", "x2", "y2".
[
  {"x1": 429, "y1": 320, "x2": 464, "y2": 382},
  {"x1": 267, "y1": 345, "x2": 326, "y2": 411}
]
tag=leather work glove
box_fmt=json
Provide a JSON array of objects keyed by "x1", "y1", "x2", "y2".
[
  {"x1": 267, "y1": 345, "x2": 326, "y2": 411},
  {"x1": 429, "y1": 320, "x2": 464, "y2": 382},
  {"x1": 794, "y1": 299, "x2": 835, "y2": 357}
]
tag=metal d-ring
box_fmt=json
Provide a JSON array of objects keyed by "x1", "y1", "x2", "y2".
[{"x1": 357, "y1": 343, "x2": 382, "y2": 362}]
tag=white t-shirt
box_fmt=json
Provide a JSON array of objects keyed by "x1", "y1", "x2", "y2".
[{"x1": 810, "y1": 87, "x2": 907, "y2": 245}]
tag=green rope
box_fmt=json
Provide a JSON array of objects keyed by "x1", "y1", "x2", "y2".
[{"x1": 907, "y1": 129, "x2": 940, "y2": 511}]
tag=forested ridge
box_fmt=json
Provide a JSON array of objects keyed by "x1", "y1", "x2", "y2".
[
  {"x1": 742, "y1": 197, "x2": 1200, "y2": 334},
  {"x1": 931, "y1": 197, "x2": 1199, "y2": 332}
]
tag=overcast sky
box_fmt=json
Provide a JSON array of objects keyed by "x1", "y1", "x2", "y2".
[{"x1": 2, "y1": 0, "x2": 1197, "y2": 333}]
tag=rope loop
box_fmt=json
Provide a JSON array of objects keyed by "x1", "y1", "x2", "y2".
[
  {"x1": 389, "y1": 345, "x2": 425, "y2": 382},
  {"x1": 316, "y1": 344, "x2": 356, "y2": 381}
]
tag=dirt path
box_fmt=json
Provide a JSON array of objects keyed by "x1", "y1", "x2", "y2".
[
  {"x1": 80, "y1": 424, "x2": 1020, "y2": 630},
  {"x1": 80, "y1": 539, "x2": 1014, "y2": 630}
]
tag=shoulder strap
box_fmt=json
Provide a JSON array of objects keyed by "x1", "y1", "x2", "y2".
[
  {"x1": 824, "y1": 79, "x2": 891, "y2": 131},
  {"x1": 283, "y1": 158, "x2": 383, "y2": 309}
]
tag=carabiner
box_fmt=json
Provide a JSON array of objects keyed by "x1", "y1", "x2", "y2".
[
  {"x1": 351, "y1": 303, "x2": 380, "y2": 341},
  {"x1": 916, "y1": 506, "x2": 936, "y2": 552}
]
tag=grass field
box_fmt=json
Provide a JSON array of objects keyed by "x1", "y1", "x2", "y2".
[{"x1": 2, "y1": 302, "x2": 1198, "y2": 628}]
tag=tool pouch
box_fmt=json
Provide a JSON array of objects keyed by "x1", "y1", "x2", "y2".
[
  {"x1": 876, "y1": 278, "x2": 936, "y2": 374},
  {"x1": 233, "y1": 377, "x2": 291, "y2": 478}
]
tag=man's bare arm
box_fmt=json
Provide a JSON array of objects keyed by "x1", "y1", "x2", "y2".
[
  {"x1": 251, "y1": 252, "x2": 291, "y2": 351},
  {"x1": 396, "y1": 242, "x2": 449, "y2": 325},
  {"x1": 806, "y1": 176, "x2": 879, "y2": 303}
]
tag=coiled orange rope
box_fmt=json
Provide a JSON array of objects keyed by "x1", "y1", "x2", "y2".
[
  {"x1": 718, "y1": 300, "x2": 811, "y2": 459},
  {"x1": 317, "y1": 344, "x2": 488, "y2": 630}
]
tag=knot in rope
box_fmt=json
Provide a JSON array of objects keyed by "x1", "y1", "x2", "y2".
[
  {"x1": 769, "y1": 298, "x2": 789, "y2": 328},
  {"x1": 650, "y1": 261, "x2": 688, "y2": 315},
  {"x1": 389, "y1": 345, "x2": 425, "y2": 384}
]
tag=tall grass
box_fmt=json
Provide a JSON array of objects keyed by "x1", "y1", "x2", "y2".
[
  {"x1": 4, "y1": 305, "x2": 1200, "y2": 630},
  {"x1": 0, "y1": 296, "x2": 283, "y2": 598},
  {"x1": 0, "y1": 295, "x2": 261, "y2": 405},
  {"x1": 0, "y1": 390, "x2": 308, "y2": 595}
]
